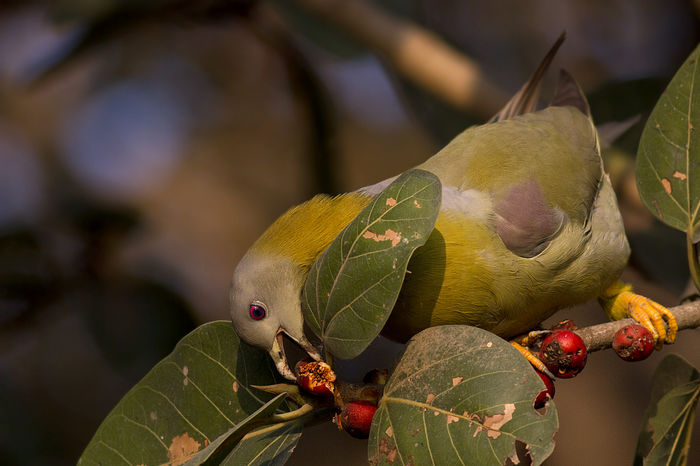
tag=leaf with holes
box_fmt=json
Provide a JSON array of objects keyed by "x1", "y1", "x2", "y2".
[
  {"x1": 369, "y1": 326, "x2": 558, "y2": 466},
  {"x1": 636, "y1": 44, "x2": 700, "y2": 240},
  {"x1": 78, "y1": 321, "x2": 291, "y2": 465},
  {"x1": 302, "y1": 169, "x2": 441, "y2": 359},
  {"x1": 635, "y1": 354, "x2": 700, "y2": 466}
]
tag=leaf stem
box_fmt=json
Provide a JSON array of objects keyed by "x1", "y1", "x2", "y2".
[
  {"x1": 268, "y1": 403, "x2": 314, "y2": 423},
  {"x1": 687, "y1": 233, "x2": 700, "y2": 292}
]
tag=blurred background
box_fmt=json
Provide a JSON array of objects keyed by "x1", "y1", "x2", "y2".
[{"x1": 1, "y1": 0, "x2": 700, "y2": 464}]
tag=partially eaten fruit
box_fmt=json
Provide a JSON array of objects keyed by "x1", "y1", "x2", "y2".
[
  {"x1": 294, "y1": 359, "x2": 336, "y2": 397},
  {"x1": 613, "y1": 324, "x2": 654, "y2": 362},
  {"x1": 538, "y1": 330, "x2": 587, "y2": 378},
  {"x1": 340, "y1": 400, "x2": 378, "y2": 439}
]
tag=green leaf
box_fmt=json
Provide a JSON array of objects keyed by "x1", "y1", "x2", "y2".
[
  {"x1": 222, "y1": 419, "x2": 304, "y2": 465},
  {"x1": 302, "y1": 169, "x2": 441, "y2": 359},
  {"x1": 79, "y1": 321, "x2": 290, "y2": 465},
  {"x1": 635, "y1": 354, "x2": 700, "y2": 466},
  {"x1": 636, "y1": 44, "x2": 700, "y2": 241},
  {"x1": 184, "y1": 393, "x2": 288, "y2": 465},
  {"x1": 369, "y1": 326, "x2": 558, "y2": 466}
]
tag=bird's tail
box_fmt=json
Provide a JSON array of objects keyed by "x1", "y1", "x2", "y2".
[{"x1": 488, "y1": 31, "x2": 567, "y2": 122}]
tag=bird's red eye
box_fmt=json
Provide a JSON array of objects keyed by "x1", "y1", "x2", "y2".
[{"x1": 249, "y1": 304, "x2": 266, "y2": 320}]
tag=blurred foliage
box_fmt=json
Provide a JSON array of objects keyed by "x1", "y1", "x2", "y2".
[
  {"x1": 0, "y1": 230, "x2": 57, "y2": 324},
  {"x1": 0, "y1": 197, "x2": 196, "y2": 462},
  {"x1": 270, "y1": 0, "x2": 420, "y2": 59}
]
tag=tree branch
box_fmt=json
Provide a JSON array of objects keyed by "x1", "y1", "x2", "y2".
[
  {"x1": 286, "y1": 0, "x2": 509, "y2": 119},
  {"x1": 577, "y1": 299, "x2": 700, "y2": 352}
]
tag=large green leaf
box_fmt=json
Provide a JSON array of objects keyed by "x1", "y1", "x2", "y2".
[
  {"x1": 635, "y1": 354, "x2": 700, "y2": 466},
  {"x1": 302, "y1": 169, "x2": 441, "y2": 359},
  {"x1": 222, "y1": 419, "x2": 305, "y2": 465},
  {"x1": 79, "y1": 321, "x2": 290, "y2": 465},
  {"x1": 369, "y1": 326, "x2": 558, "y2": 466},
  {"x1": 636, "y1": 44, "x2": 700, "y2": 241}
]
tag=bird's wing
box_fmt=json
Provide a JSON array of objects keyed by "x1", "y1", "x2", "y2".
[
  {"x1": 420, "y1": 104, "x2": 601, "y2": 258},
  {"x1": 491, "y1": 179, "x2": 566, "y2": 257}
]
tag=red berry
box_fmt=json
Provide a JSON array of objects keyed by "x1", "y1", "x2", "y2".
[
  {"x1": 613, "y1": 324, "x2": 654, "y2": 362},
  {"x1": 534, "y1": 371, "x2": 555, "y2": 409},
  {"x1": 538, "y1": 330, "x2": 587, "y2": 378},
  {"x1": 340, "y1": 400, "x2": 378, "y2": 439},
  {"x1": 294, "y1": 359, "x2": 336, "y2": 397}
]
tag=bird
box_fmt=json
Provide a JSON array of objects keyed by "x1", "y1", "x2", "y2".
[{"x1": 229, "y1": 35, "x2": 677, "y2": 380}]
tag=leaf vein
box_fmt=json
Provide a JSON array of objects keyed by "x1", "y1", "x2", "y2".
[
  {"x1": 322, "y1": 176, "x2": 436, "y2": 327},
  {"x1": 422, "y1": 410, "x2": 436, "y2": 466},
  {"x1": 432, "y1": 370, "x2": 513, "y2": 404},
  {"x1": 387, "y1": 350, "x2": 500, "y2": 393},
  {"x1": 446, "y1": 420, "x2": 466, "y2": 466},
  {"x1": 137, "y1": 385, "x2": 210, "y2": 443},
  {"x1": 97, "y1": 440, "x2": 133, "y2": 465},
  {"x1": 180, "y1": 343, "x2": 267, "y2": 405},
  {"x1": 381, "y1": 397, "x2": 521, "y2": 441},
  {"x1": 165, "y1": 361, "x2": 235, "y2": 426},
  {"x1": 654, "y1": 120, "x2": 687, "y2": 153},
  {"x1": 324, "y1": 267, "x2": 398, "y2": 334},
  {"x1": 384, "y1": 406, "x2": 407, "y2": 466},
  {"x1": 642, "y1": 147, "x2": 689, "y2": 217},
  {"x1": 116, "y1": 413, "x2": 168, "y2": 450}
]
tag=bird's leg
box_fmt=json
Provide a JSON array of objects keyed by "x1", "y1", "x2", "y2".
[
  {"x1": 510, "y1": 341, "x2": 555, "y2": 379},
  {"x1": 514, "y1": 329, "x2": 551, "y2": 346},
  {"x1": 598, "y1": 281, "x2": 678, "y2": 348}
]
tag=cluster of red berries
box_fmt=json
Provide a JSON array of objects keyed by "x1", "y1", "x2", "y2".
[
  {"x1": 294, "y1": 322, "x2": 657, "y2": 438},
  {"x1": 532, "y1": 322, "x2": 655, "y2": 408}
]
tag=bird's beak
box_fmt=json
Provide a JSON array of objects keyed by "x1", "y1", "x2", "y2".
[{"x1": 269, "y1": 329, "x2": 322, "y2": 381}]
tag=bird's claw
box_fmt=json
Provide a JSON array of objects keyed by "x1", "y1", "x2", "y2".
[
  {"x1": 624, "y1": 293, "x2": 677, "y2": 348},
  {"x1": 600, "y1": 281, "x2": 677, "y2": 349}
]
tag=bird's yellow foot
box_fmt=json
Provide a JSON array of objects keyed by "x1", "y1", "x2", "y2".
[
  {"x1": 510, "y1": 341, "x2": 555, "y2": 379},
  {"x1": 598, "y1": 281, "x2": 677, "y2": 348}
]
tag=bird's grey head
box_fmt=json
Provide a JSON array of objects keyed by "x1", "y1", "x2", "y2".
[{"x1": 229, "y1": 252, "x2": 321, "y2": 380}]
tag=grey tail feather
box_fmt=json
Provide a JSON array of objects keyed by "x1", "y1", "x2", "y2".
[
  {"x1": 551, "y1": 69, "x2": 591, "y2": 117},
  {"x1": 488, "y1": 31, "x2": 566, "y2": 123}
]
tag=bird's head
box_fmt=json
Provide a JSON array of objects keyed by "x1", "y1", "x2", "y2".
[
  {"x1": 229, "y1": 193, "x2": 371, "y2": 379},
  {"x1": 230, "y1": 251, "x2": 321, "y2": 380}
]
